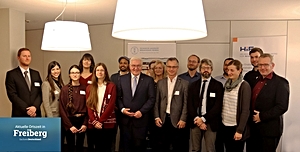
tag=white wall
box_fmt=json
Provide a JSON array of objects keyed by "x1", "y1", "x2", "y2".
[{"x1": 1, "y1": 20, "x2": 298, "y2": 151}]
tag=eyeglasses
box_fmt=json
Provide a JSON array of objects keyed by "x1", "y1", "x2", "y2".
[
  {"x1": 166, "y1": 66, "x2": 178, "y2": 69},
  {"x1": 131, "y1": 64, "x2": 142, "y2": 68},
  {"x1": 188, "y1": 60, "x2": 198, "y2": 64},
  {"x1": 201, "y1": 66, "x2": 212, "y2": 70},
  {"x1": 70, "y1": 72, "x2": 80, "y2": 75},
  {"x1": 258, "y1": 64, "x2": 271, "y2": 68}
]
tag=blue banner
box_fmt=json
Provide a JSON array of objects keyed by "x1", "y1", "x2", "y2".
[{"x1": 0, "y1": 118, "x2": 61, "y2": 152}]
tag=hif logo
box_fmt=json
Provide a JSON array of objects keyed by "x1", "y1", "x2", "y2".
[{"x1": 240, "y1": 46, "x2": 254, "y2": 52}]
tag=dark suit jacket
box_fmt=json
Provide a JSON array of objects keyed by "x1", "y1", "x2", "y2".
[
  {"x1": 154, "y1": 77, "x2": 189, "y2": 128},
  {"x1": 5, "y1": 67, "x2": 42, "y2": 117},
  {"x1": 254, "y1": 72, "x2": 289, "y2": 137},
  {"x1": 187, "y1": 77, "x2": 224, "y2": 131},
  {"x1": 117, "y1": 73, "x2": 156, "y2": 127}
]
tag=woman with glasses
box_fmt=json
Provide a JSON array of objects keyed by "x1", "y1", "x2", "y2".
[
  {"x1": 59, "y1": 65, "x2": 88, "y2": 152},
  {"x1": 220, "y1": 60, "x2": 251, "y2": 152},
  {"x1": 86, "y1": 63, "x2": 117, "y2": 152}
]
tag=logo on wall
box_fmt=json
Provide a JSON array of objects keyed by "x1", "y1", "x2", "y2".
[
  {"x1": 130, "y1": 46, "x2": 139, "y2": 55},
  {"x1": 239, "y1": 46, "x2": 254, "y2": 52}
]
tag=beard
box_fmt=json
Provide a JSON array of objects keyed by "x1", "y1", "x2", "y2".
[
  {"x1": 120, "y1": 66, "x2": 128, "y2": 72},
  {"x1": 188, "y1": 67, "x2": 197, "y2": 71},
  {"x1": 201, "y1": 72, "x2": 211, "y2": 79}
]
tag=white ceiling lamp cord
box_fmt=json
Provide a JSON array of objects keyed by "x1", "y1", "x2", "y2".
[{"x1": 55, "y1": 0, "x2": 67, "y2": 21}]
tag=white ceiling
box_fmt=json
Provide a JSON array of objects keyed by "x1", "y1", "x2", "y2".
[{"x1": 0, "y1": 0, "x2": 300, "y2": 30}]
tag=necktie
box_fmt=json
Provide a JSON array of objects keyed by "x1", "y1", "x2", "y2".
[
  {"x1": 198, "y1": 80, "x2": 207, "y2": 114},
  {"x1": 24, "y1": 71, "x2": 31, "y2": 91},
  {"x1": 132, "y1": 76, "x2": 137, "y2": 96}
]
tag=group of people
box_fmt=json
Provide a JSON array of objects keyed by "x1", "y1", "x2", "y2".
[{"x1": 5, "y1": 47, "x2": 289, "y2": 152}]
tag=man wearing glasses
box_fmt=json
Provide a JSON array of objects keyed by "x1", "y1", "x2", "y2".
[
  {"x1": 117, "y1": 57, "x2": 155, "y2": 152},
  {"x1": 154, "y1": 57, "x2": 189, "y2": 152},
  {"x1": 179, "y1": 54, "x2": 201, "y2": 84},
  {"x1": 250, "y1": 53, "x2": 289, "y2": 152}
]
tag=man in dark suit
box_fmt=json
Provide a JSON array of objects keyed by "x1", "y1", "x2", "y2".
[
  {"x1": 154, "y1": 57, "x2": 189, "y2": 152},
  {"x1": 251, "y1": 53, "x2": 289, "y2": 152},
  {"x1": 5, "y1": 48, "x2": 42, "y2": 117},
  {"x1": 188, "y1": 59, "x2": 224, "y2": 152},
  {"x1": 117, "y1": 57, "x2": 155, "y2": 152}
]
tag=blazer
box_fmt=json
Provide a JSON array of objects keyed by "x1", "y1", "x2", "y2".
[
  {"x1": 154, "y1": 77, "x2": 189, "y2": 128},
  {"x1": 86, "y1": 82, "x2": 117, "y2": 129},
  {"x1": 187, "y1": 77, "x2": 224, "y2": 131},
  {"x1": 117, "y1": 73, "x2": 156, "y2": 127},
  {"x1": 41, "y1": 80, "x2": 61, "y2": 117},
  {"x1": 254, "y1": 72, "x2": 289, "y2": 137},
  {"x1": 5, "y1": 67, "x2": 42, "y2": 117}
]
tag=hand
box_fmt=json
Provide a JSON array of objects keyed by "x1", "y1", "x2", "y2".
[
  {"x1": 123, "y1": 108, "x2": 135, "y2": 117},
  {"x1": 177, "y1": 120, "x2": 186, "y2": 129},
  {"x1": 133, "y1": 111, "x2": 142, "y2": 118},
  {"x1": 94, "y1": 122, "x2": 102, "y2": 129},
  {"x1": 155, "y1": 118, "x2": 163, "y2": 127},
  {"x1": 234, "y1": 132, "x2": 243, "y2": 140},
  {"x1": 199, "y1": 123, "x2": 207, "y2": 130},
  {"x1": 26, "y1": 106, "x2": 37, "y2": 117},
  {"x1": 78, "y1": 125, "x2": 87, "y2": 133},
  {"x1": 194, "y1": 117, "x2": 203, "y2": 127},
  {"x1": 253, "y1": 110, "x2": 261, "y2": 123},
  {"x1": 70, "y1": 126, "x2": 79, "y2": 133}
]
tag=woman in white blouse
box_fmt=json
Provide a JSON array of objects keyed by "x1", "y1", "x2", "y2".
[{"x1": 86, "y1": 63, "x2": 117, "y2": 152}]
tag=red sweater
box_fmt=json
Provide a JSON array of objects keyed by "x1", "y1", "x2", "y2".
[{"x1": 86, "y1": 82, "x2": 117, "y2": 129}]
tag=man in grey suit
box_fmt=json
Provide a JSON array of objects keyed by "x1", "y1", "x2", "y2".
[
  {"x1": 154, "y1": 57, "x2": 189, "y2": 152},
  {"x1": 5, "y1": 48, "x2": 42, "y2": 117}
]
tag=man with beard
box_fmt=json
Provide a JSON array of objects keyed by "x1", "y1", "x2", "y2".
[
  {"x1": 188, "y1": 59, "x2": 224, "y2": 152},
  {"x1": 214, "y1": 58, "x2": 234, "y2": 86},
  {"x1": 178, "y1": 54, "x2": 201, "y2": 84},
  {"x1": 110, "y1": 56, "x2": 130, "y2": 152},
  {"x1": 244, "y1": 48, "x2": 263, "y2": 89},
  {"x1": 5, "y1": 48, "x2": 42, "y2": 117},
  {"x1": 111, "y1": 56, "x2": 130, "y2": 85}
]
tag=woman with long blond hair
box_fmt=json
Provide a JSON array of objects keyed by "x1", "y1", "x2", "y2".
[{"x1": 86, "y1": 63, "x2": 117, "y2": 152}]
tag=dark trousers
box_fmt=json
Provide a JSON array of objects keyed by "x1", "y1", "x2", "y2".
[
  {"x1": 87, "y1": 128, "x2": 116, "y2": 152},
  {"x1": 120, "y1": 120, "x2": 148, "y2": 152},
  {"x1": 65, "y1": 117, "x2": 86, "y2": 152},
  {"x1": 246, "y1": 123, "x2": 281, "y2": 152},
  {"x1": 221, "y1": 125, "x2": 245, "y2": 152},
  {"x1": 156, "y1": 115, "x2": 187, "y2": 152},
  {"x1": 215, "y1": 131, "x2": 225, "y2": 152}
]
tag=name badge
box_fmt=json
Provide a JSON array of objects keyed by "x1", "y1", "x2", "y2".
[
  {"x1": 34, "y1": 82, "x2": 40, "y2": 87},
  {"x1": 210, "y1": 92, "x2": 216, "y2": 97},
  {"x1": 108, "y1": 94, "x2": 111, "y2": 99},
  {"x1": 174, "y1": 91, "x2": 180, "y2": 95},
  {"x1": 80, "y1": 90, "x2": 86, "y2": 95},
  {"x1": 54, "y1": 90, "x2": 59, "y2": 94},
  {"x1": 87, "y1": 80, "x2": 92, "y2": 84}
]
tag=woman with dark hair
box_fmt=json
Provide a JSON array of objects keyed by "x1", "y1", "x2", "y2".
[
  {"x1": 59, "y1": 65, "x2": 88, "y2": 152},
  {"x1": 79, "y1": 53, "x2": 95, "y2": 86},
  {"x1": 220, "y1": 60, "x2": 251, "y2": 152},
  {"x1": 41, "y1": 61, "x2": 64, "y2": 117},
  {"x1": 86, "y1": 63, "x2": 117, "y2": 152}
]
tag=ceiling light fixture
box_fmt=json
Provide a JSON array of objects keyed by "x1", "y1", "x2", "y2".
[
  {"x1": 112, "y1": 0, "x2": 207, "y2": 41},
  {"x1": 41, "y1": 0, "x2": 91, "y2": 51}
]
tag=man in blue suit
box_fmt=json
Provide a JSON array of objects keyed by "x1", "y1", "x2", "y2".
[
  {"x1": 5, "y1": 48, "x2": 42, "y2": 117},
  {"x1": 117, "y1": 57, "x2": 156, "y2": 152}
]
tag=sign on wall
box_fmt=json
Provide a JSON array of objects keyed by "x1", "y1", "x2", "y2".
[
  {"x1": 127, "y1": 43, "x2": 176, "y2": 59},
  {"x1": 0, "y1": 118, "x2": 61, "y2": 151},
  {"x1": 232, "y1": 36, "x2": 287, "y2": 77}
]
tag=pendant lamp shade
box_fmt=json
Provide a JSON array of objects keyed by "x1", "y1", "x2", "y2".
[
  {"x1": 112, "y1": 0, "x2": 207, "y2": 41},
  {"x1": 41, "y1": 21, "x2": 92, "y2": 51}
]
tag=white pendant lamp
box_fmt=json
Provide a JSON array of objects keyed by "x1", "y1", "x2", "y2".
[
  {"x1": 41, "y1": 1, "x2": 91, "y2": 51},
  {"x1": 112, "y1": 0, "x2": 207, "y2": 41}
]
